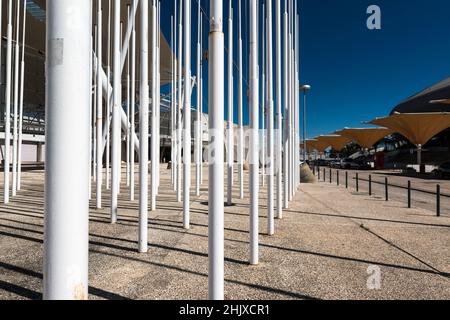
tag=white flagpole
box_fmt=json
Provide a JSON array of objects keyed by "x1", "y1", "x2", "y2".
[
  {"x1": 139, "y1": 0, "x2": 149, "y2": 253},
  {"x1": 266, "y1": 0, "x2": 275, "y2": 235},
  {"x1": 226, "y1": 0, "x2": 234, "y2": 206},
  {"x1": 183, "y1": 0, "x2": 192, "y2": 229},
  {"x1": 96, "y1": 1, "x2": 103, "y2": 209},
  {"x1": 237, "y1": 0, "x2": 244, "y2": 200},
  {"x1": 12, "y1": 0, "x2": 21, "y2": 197},
  {"x1": 249, "y1": 0, "x2": 259, "y2": 265},
  {"x1": 4, "y1": 0, "x2": 13, "y2": 204},
  {"x1": 275, "y1": 0, "x2": 283, "y2": 218},
  {"x1": 208, "y1": 0, "x2": 225, "y2": 300},
  {"x1": 17, "y1": 0, "x2": 27, "y2": 191}
]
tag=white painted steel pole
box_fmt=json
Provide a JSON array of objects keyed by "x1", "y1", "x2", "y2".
[
  {"x1": 283, "y1": 1, "x2": 289, "y2": 209},
  {"x1": 208, "y1": 0, "x2": 224, "y2": 300},
  {"x1": 183, "y1": 0, "x2": 191, "y2": 229},
  {"x1": 199, "y1": 15, "x2": 204, "y2": 185},
  {"x1": 275, "y1": 0, "x2": 283, "y2": 218},
  {"x1": 111, "y1": 0, "x2": 120, "y2": 223},
  {"x1": 177, "y1": 0, "x2": 183, "y2": 203},
  {"x1": 195, "y1": 0, "x2": 201, "y2": 197},
  {"x1": 156, "y1": 1, "x2": 161, "y2": 193},
  {"x1": 96, "y1": 2, "x2": 103, "y2": 209},
  {"x1": 226, "y1": 0, "x2": 233, "y2": 206},
  {"x1": 17, "y1": 0, "x2": 27, "y2": 191},
  {"x1": 106, "y1": 0, "x2": 112, "y2": 190},
  {"x1": 237, "y1": 0, "x2": 244, "y2": 200},
  {"x1": 93, "y1": 26, "x2": 97, "y2": 185},
  {"x1": 266, "y1": 0, "x2": 274, "y2": 235},
  {"x1": 44, "y1": 0, "x2": 91, "y2": 300},
  {"x1": 126, "y1": 5, "x2": 131, "y2": 188},
  {"x1": 130, "y1": 25, "x2": 136, "y2": 201},
  {"x1": 12, "y1": 0, "x2": 20, "y2": 197},
  {"x1": 173, "y1": 0, "x2": 178, "y2": 192},
  {"x1": 151, "y1": 0, "x2": 157, "y2": 211},
  {"x1": 139, "y1": 0, "x2": 149, "y2": 253},
  {"x1": 4, "y1": 0, "x2": 13, "y2": 204},
  {"x1": 249, "y1": 0, "x2": 259, "y2": 265},
  {"x1": 171, "y1": 15, "x2": 175, "y2": 186},
  {"x1": 261, "y1": 5, "x2": 265, "y2": 188}
]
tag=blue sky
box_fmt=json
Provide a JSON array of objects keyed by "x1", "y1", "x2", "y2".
[{"x1": 160, "y1": 0, "x2": 450, "y2": 139}]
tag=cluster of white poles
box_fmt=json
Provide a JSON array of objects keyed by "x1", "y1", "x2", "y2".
[
  {"x1": 15, "y1": 0, "x2": 303, "y2": 300},
  {"x1": 2, "y1": 0, "x2": 27, "y2": 204}
]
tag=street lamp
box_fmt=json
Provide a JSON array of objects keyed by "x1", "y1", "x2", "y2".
[{"x1": 300, "y1": 84, "x2": 311, "y2": 162}]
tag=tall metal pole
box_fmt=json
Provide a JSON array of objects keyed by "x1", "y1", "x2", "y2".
[
  {"x1": 92, "y1": 26, "x2": 97, "y2": 185},
  {"x1": 266, "y1": 0, "x2": 274, "y2": 235},
  {"x1": 156, "y1": 1, "x2": 161, "y2": 192},
  {"x1": 195, "y1": 0, "x2": 201, "y2": 197},
  {"x1": 183, "y1": 0, "x2": 191, "y2": 229},
  {"x1": 283, "y1": 0, "x2": 289, "y2": 209},
  {"x1": 111, "y1": 0, "x2": 120, "y2": 223},
  {"x1": 199, "y1": 14, "x2": 204, "y2": 187},
  {"x1": 17, "y1": 0, "x2": 27, "y2": 191},
  {"x1": 130, "y1": 22, "x2": 136, "y2": 201},
  {"x1": 237, "y1": 0, "x2": 244, "y2": 200},
  {"x1": 44, "y1": 0, "x2": 91, "y2": 299},
  {"x1": 226, "y1": 0, "x2": 233, "y2": 206},
  {"x1": 173, "y1": 0, "x2": 178, "y2": 191},
  {"x1": 106, "y1": 0, "x2": 112, "y2": 190},
  {"x1": 275, "y1": 0, "x2": 283, "y2": 219},
  {"x1": 96, "y1": 1, "x2": 103, "y2": 209},
  {"x1": 4, "y1": 0, "x2": 13, "y2": 204},
  {"x1": 126, "y1": 5, "x2": 131, "y2": 188},
  {"x1": 208, "y1": 0, "x2": 224, "y2": 300},
  {"x1": 12, "y1": 0, "x2": 20, "y2": 197},
  {"x1": 151, "y1": 0, "x2": 157, "y2": 211},
  {"x1": 139, "y1": 0, "x2": 149, "y2": 253},
  {"x1": 177, "y1": 0, "x2": 183, "y2": 203},
  {"x1": 249, "y1": 0, "x2": 259, "y2": 265},
  {"x1": 261, "y1": 6, "x2": 265, "y2": 188}
]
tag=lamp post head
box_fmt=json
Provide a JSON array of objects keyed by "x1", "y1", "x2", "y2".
[{"x1": 300, "y1": 84, "x2": 311, "y2": 92}]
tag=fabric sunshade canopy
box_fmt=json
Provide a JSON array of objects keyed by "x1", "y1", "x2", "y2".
[
  {"x1": 301, "y1": 139, "x2": 320, "y2": 153},
  {"x1": 307, "y1": 138, "x2": 334, "y2": 152},
  {"x1": 316, "y1": 135, "x2": 352, "y2": 151},
  {"x1": 366, "y1": 112, "x2": 450, "y2": 146},
  {"x1": 334, "y1": 127, "x2": 393, "y2": 149}
]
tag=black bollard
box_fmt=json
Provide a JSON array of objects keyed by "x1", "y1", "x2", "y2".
[
  {"x1": 337, "y1": 170, "x2": 340, "y2": 186},
  {"x1": 345, "y1": 171, "x2": 348, "y2": 189},
  {"x1": 356, "y1": 173, "x2": 359, "y2": 192},
  {"x1": 436, "y1": 185, "x2": 441, "y2": 217},
  {"x1": 369, "y1": 175, "x2": 372, "y2": 196},
  {"x1": 385, "y1": 177, "x2": 389, "y2": 201},
  {"x1": 407, "y1": 180, "x2": 411, "y2": 208}
]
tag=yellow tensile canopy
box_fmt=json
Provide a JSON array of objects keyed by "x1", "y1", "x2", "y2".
[
  {"x1": 300, "y1": 139, "x2": 328, "y2": 152},
  {"x1": 366, "y1": 112, "x2": 450, "y2": 146},
  {"x1": 316, "y1": 135, "x2": 352, "y2": 151},
  {"x1": 334, "y1": 127, "x2": 393, "y2": 149}
]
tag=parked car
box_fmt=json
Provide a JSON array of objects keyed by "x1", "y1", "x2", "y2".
[
  {"x1": 340, "y1": 158, "x2": 371, "y2": 170},
  {"x1": 433, "y1": 162, "x2": 450, "y2": 178}
]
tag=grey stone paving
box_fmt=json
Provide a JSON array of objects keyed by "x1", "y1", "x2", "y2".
[{"x1": 0, "y1": 166, "x2": 449, "y2": 300}]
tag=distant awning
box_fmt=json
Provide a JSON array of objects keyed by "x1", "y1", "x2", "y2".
[
  {"x1": 304, "y1": 138, "x2": 333, "y2": 152},
  {"x1": 366, "y1": 112, "x2": 450, "y2": 146},
  {"x1": 316, "y1": 135, "x2": 352, "y2": 151},
  {"x1": 334, "y1": 127, "x2": 393, "y2": 149},
  {"x1": 301, "y1": 139, "x2": 319, "y2": 152}
]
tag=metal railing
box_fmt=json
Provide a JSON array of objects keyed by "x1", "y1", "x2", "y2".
[{"x1": 315, "y1": 166, "x2": 443, "y2": 217}]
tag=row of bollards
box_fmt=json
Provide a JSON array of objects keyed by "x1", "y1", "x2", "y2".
[{"x1": 318, "y1": 167, "x2": 442, "y2": 217}]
